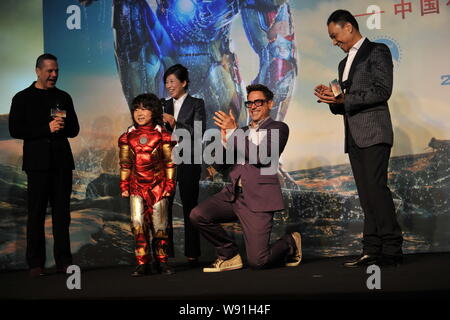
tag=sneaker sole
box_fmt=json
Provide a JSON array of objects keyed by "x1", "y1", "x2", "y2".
[
  {"x1": 343, "y1": 261, "x2": 379, "y2": 268},
  {"x1": 131, "y1": 273, "x2": 148, "y2": 277},
  {"x1": 286, "y1": 259, "x2": 301, "y2": 267},
  {"x1": 203, "y1": 264, "x2": 243, "y2": 273}
]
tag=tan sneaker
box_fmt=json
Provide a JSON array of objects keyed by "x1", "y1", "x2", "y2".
[
  {"x1": 286, "y1": 232, "x2": 302, "y2": 267},
  {"x1": 203, "y1": 254, "x2": 243, "y2": 272}
]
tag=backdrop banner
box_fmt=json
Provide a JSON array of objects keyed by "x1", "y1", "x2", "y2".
[{"x1": 0, "y1": 0, "x2": 449, "y2": 269}]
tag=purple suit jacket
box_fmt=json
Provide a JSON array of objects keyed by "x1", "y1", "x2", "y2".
[{"x1": 216, "y1": 117, "x2": 289, "y2": 212}]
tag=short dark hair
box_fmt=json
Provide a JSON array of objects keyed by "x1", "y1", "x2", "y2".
[
  {"x1": 163, "y1": 64, "x2": 190, "y2": 90},
  {"x1": 131, "y1": 93, "x2": 164, "y2": 126},
  {"x1": 327, "y1": 9, "x2": 359, "y2": 31},
  {"x1": 36, "y1": 53, "x2": 58, "y2": 69},
  {"x1": 246, "y1": 84, "x2": 274, "y2": 101}
]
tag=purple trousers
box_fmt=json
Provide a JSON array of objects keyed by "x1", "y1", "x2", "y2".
[{"x1": 190, "y1": 189, "x2": 294, "y2": 269}]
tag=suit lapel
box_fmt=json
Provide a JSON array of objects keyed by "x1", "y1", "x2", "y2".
[
  {"x1": 244, "y1": 117, "x2": 274, "y2": 133},
  {"x1": 258, "y1": 117, "x2": 275, "y2": 130},
  {"x1": 177, "y1": 94, "x2": 191, "y2": 121},
  {"x1": 347, "y1": 38, "x2": 372, "y2": 84},
  {"x1": 338, "y1": 57, "x2": 347, "y2": 83}
]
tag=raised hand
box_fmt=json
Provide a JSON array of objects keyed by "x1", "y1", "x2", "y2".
[{"x1": 213, "y1": 109, "x2": 237, "y2": 130}]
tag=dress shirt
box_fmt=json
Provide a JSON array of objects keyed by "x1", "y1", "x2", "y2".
[
  {"x1": 223, "y1": 116, "x2": 271, "y2": 188},
  {"x1": 342, "y1": 37, "x2": 366, "y2": 88},
  {"x1": 173, "y1": 92, "x2": 188, "y2": 122}
]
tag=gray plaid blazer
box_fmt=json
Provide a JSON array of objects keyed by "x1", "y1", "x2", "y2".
[{"x1": 329, "y1": 38, "x2": 394, "y2": 153}]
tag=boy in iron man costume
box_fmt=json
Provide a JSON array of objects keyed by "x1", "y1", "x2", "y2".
[{"x1": 118, "y1": 93, "x2": 176, "y2": 276}]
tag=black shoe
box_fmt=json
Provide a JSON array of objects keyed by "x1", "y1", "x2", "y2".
[
  {"x1": 149, "y1": 261, "x2": 160, "y2": 274},
  {"x1": 343, "y1": 254, "x2": 380, "y2": 268},
  {"x1": 29, "y1": 267, "x2": 47, "y2": 278},
  {"x1": 131, "y1": 264, "x2": 148, "y2": 277},
  {"x1": 380, "y1": 254, "x2": 403, "y2": 267},
  {"x1": 56, "y1": 265, "x2": 71, "y2": 274},
  {"x1": 159, "y1": 262, "x2": 175, "y2": 275},
  {"x1": 187, "y1": 258, "x2": 199, "y2": 268}
]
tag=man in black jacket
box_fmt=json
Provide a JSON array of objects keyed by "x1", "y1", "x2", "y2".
[
  {"x1": 314, "y1": 10, "x2": 403, "y2": 267},
  {"x1": 9, "y1": 53, "x2": 80, "y2": 277}
]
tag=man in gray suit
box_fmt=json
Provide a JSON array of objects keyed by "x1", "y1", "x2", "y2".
[
  {"x1": 190, "y1": 84, "x2": 302, "y2": 272},
  {"x1": 314, "y1": 10, "x2": 403, "y2": 267}
]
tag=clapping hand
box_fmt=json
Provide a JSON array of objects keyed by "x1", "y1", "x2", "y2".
[
  {"x1": 214, "y1": 110, "x2": 237, "y2": 142},
  {"x1": 314, "y1": 84, "x2": 345, "y2": 104},
  {"x1": 213, "y1": 110, "x2": 237, "y2": 130}
]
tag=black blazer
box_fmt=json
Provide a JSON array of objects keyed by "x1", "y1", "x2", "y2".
[
  {"x1": 329, "y1": 38, "x2": 394, "y2": 152},
  {"x1": 9, "y1": 83, "x2": 80, "y2": 171},
  {"x1": 163, "y1": 94, "x2": 206, "y2": 162}
]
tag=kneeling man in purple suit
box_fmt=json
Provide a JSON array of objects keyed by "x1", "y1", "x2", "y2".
[{"x1": 190, "y1": 84, "x2": 302, "y2": 272}]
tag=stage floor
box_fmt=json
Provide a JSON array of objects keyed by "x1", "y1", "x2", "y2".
[{"x1": 1, "y1": 253, "x2": 449, "y2": 301}]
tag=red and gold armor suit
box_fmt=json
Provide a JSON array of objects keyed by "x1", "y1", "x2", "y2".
[{"x1": 118, "y1": 124, "x2": 176, "y2": 265}]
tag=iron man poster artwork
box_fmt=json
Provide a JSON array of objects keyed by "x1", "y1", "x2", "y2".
[{"x1": 80, "y1": 0, "x2": 297, "y2": 129}]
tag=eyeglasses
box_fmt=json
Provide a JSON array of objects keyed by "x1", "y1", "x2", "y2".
[{"x1": 244, "y1": 99, "x2": 268, "y2": 108}]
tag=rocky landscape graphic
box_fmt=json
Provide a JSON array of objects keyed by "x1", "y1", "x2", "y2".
[{"x1": 0, "y1": 139, "x2": 448, "y2": 270}]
